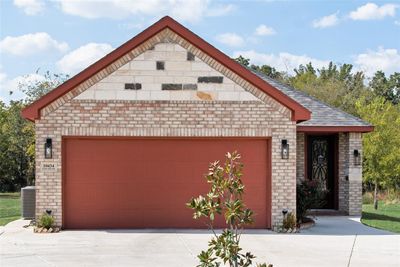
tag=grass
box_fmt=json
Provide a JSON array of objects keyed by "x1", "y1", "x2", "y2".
[
  {"x1": 362, "y1": 201, "x2": 400, "y2": 233},
  {"x1": 0, "y1": 192, "x2": 21, "y2": 226}
]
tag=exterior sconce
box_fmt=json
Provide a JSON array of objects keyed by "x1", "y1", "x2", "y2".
[
  {"x1": 353, "y1": 149, "x2": 361, "y2": 166},
  {"x1": 281, "y1": 139, "x2": 289, "y2": 159},
  {"x1": 44, "y1": 138, "x2": 52, "y2": 159}
]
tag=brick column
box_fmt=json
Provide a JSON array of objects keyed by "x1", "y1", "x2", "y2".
[
  {"x1": 338, "y1": 133, "x2": 349, "y2": 213},
  {"x1": 271, "y1": 128, "x2": 297, "y2": 230},
  {"x1": 296, "y1": 132, "x2": 305, "y2": 182},
  {"x1": 348, "y1": 133, "x2": 363, "y2": 215},
  {"x1": 338, "y1": 132, "x2": 363, "y2": 215}
]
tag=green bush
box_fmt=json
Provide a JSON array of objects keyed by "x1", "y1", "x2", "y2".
[
  {"x1": 296, "y1": 179, "x2": 327, "y2": 223},
  {"x1": 282, "y1": 212, "x2": 296, "y2": 230},
  {"x1": 384, "y1": 189, "x2": 400, "y2": 205},
  {"x1": 362, "y1": 192, "x2": 374, "y2": 204},
  {"x1": 187, "y1": 151, "x2": 272, "y2": 267},
  {"x1": 38, "y1": 213, "x2": 54, "y2": 229}
]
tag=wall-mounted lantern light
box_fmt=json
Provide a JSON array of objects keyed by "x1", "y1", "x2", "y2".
[
  {"x1": 281, "y1": 139, "x2": 289, "y2": 159},
  {"x1": 44, "y1": 138, "x2": 52, "y2": 159},
  {"x1": 353, "y1": 149, "x2": 361, "y2": 166}
]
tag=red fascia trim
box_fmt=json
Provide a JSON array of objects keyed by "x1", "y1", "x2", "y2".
[
  {"x1": 22, "y1": 16, "x2": 311, "y2": 122},
  {"x1": 297, "y1": 125, "x2": 374, "y2": 133}
]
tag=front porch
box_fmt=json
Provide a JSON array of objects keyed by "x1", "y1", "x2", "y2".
[{"x1": 297, "y1": 131, "x2": 363, "y2": 215}]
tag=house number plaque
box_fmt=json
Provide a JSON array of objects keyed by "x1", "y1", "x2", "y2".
[{"x1": 42, "y1": 163, "x2": 56, "y2": 171}]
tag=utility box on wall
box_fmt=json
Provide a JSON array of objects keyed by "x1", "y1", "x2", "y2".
[{"x1": 21, "y1": 186, "x2": 36, "y2": 219}]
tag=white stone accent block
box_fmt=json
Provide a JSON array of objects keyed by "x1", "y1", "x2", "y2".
[
  {"x1": 95, "y1": 90, "x2": 116, "y2": 100},
  {"x1": 116, "y1": 90, "x2": 137, "y2": 100},
  {"x1": 73, "y1": 41, "x2": 263, "y2": 102},
  {"x1": 150, "y1": 91, "x2": 170, "y2": 100}
]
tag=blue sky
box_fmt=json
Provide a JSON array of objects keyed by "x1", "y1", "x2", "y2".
[{"x1": 1, "y1": 0, "x2": 399, "y2": 102}]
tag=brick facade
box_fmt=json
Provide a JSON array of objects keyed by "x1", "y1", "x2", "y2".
[
  {"x1": 296, "y1": 132, "x2": 305, "y2": 182},
  {"x1": 35, "y1": 29, "x2": 297, "y2": 230}
]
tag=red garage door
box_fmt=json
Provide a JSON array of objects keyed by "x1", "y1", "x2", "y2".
[{"x1": 63, "y1": 138, "x2": 271, "y2": 229}]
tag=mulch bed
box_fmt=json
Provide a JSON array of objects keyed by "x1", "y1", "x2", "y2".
[{"x1": 34, "y1": 227, "x2": 60, "y2": 233}]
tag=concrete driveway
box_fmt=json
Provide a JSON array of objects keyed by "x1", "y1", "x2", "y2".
[{"x1": 0, "y1": 216, "x2": 399, "y2": 267}]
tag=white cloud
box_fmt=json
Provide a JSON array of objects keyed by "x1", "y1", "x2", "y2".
[
  {"x1": 56, "y1": 43, "x2": 113, "y2": 75},
  {"x1": 0, "y1": 72, "x2": 46, "y2": 103},
  {"x1": 207, "y1": 4, "x2": 235, "y2": 17},
  {"x1": 312, "y1": 12, "x2": 339, "y2": 28},
  {"x1": 255, "y1": 24, "x2": 276, "y2": 36},
  {"x1": 232, "y1": 50, "x2": 329, "y2": 74},
  {"x1": 216, "y1": 33, "x2": 244, "y2": 47},
  {"x1": 0, "y1": 32, "x2": 69, "y2": 56},
  {"x1": 56, "y1": 0, "x2": 234, "y2": 23},
  {"x1": 13, "y1": 0, "x2": 45, "y2": 15},
  {"x1": 0, "y1": 68, "x2": 6, "y2": 85},
  {"x1": 118, "y1": 23, "x2": 144, "y2": 31},
  {"x1": 354, "y1": 47, "x2": 400, "y2": 76},
  {"x1": 349, "y1": 3, "x2": 398, "y2": 20}
]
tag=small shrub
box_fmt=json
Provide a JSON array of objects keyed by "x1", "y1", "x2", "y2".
[
  {"x1": 187, "y1": 151, "x2": 272, "y2": 267},
  {"x1": 362, "y1": 192, "x2": 374, "y2": 204},
  {"x1": 296, "y1": 179, "x2": 327, "y2": 223},
  {"x1": 38, "y1": 213, "x2": 55, "y2": 229},
  {"x1": 282, "y1": 212, "x2": 296, "y2": 230},
  {"x1": 384, "y1": 189, "x2": 400, "y2": 205}
]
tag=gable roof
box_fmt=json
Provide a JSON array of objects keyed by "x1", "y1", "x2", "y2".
[
  {"x1": 21, "y1": 16, "x2": 311, "y2": 122},
  {"x1": 252, "y1": 70, "x2": 374, "y2": 132}
]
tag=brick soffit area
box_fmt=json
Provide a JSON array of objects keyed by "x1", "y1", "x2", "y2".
[{"x1": 21, "y1": 16, "x2": 311, "y2": 122}]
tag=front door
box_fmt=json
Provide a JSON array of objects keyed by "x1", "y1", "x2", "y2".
[{"x1": 307, "y1": 135, "x2": 336, "y2": 209}]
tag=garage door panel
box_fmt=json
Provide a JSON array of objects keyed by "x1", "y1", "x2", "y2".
[{"x1": 63, "y1": 138, "x2": 270, "y2": 229}]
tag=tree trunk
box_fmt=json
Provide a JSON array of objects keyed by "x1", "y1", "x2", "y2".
[{"x1": 373, "y1": 181, "x2": 378, "y2": 210}]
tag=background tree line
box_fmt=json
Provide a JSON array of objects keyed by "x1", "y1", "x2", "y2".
[
  {"x1": 0, "y1": 72, "x2": 68, "y2": 192},
  {"x1": 0, "y1": 61, "x2": 398, "y2": 207}
]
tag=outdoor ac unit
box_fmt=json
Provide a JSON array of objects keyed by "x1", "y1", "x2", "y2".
[{"x1": 21, "y1": 186, "x2": 36, "y2": 219}]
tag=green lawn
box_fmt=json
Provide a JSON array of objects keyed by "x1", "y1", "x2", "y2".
[
  {"x1": 0, "y1": 192, "x2": 21, "y2": 226},
  {"x1": 362, "y1": 202, "x2": 400, "y2": 233}
]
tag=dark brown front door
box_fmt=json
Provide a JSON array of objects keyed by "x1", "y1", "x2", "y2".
[{"x1": 307, "y1": 135, "x2": 336, "y2": 209}]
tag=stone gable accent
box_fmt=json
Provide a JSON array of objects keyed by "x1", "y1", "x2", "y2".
[
  {"x1": 73, "y1": 41, "x2": 268, "y2": 103},
  {"x1": 40, "y1": 28, "x2": 291, "y2": 120}
]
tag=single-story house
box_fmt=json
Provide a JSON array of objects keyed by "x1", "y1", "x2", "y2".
[{"x1": 22, "y1": 16, "x2": 373, "y2": 230}]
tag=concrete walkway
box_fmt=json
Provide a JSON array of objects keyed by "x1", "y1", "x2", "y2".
[{"x1": 0, "y1": 216, "x2": 399, "y2": 267}]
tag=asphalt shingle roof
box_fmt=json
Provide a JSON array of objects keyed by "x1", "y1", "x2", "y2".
[{"x1": 251, "y1": 70, "x2": 372, "y2": 127}]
